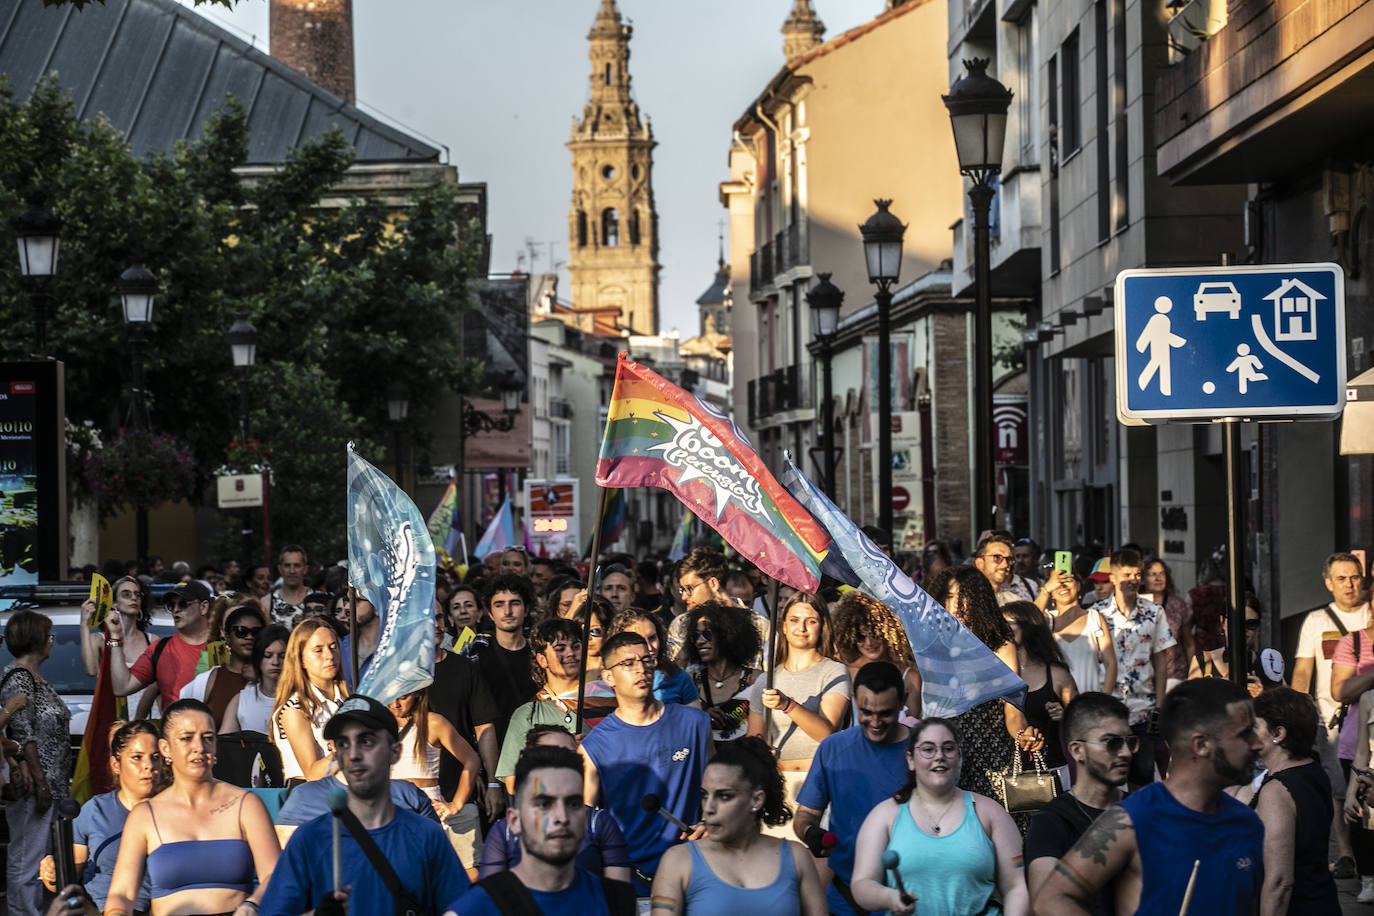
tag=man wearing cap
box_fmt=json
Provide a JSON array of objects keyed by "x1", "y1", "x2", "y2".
[
  {"x1": 260, "y1": 695, "x2": 469, "y2": 916},
  {"x1": 107, "y1": 580, "x2": 212, "y2": 710}
]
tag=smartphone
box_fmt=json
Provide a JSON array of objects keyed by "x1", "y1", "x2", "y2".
[{"x1": 1054, "y1": 550, "x2": 1073, "y2": 575}]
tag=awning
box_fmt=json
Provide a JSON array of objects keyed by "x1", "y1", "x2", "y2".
[{"x1": 1340, "y1": 367, "x2": 1374, "y2": 455}]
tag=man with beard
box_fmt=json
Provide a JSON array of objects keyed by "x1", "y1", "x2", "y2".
[
  {"x1": 1032, "y1": 678, "x2": 1264, "y2": 916},
  {"x1": 445, "y1": 745, "x2": 636, "y2": 914},
  {"x1": 1025, "y1": 693, "x2": 1133, "y2": 911}
]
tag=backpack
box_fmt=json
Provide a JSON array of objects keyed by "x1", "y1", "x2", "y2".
[{"x1": 213, "y1": 730, "x2": 285, "y2": 788}]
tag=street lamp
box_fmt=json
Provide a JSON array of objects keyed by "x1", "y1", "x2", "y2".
[
  {"x1": 943, "y1": 57, "x2": 1013, "y2": 535},
  {"x1": 500, "y1": 371, "x2": 523, "y2": 415},
  {"x1": 463, "y1": 371, "x2": 523, "y2": 434},
  {"x1": 807, "y1": 273, "x2": 843, "y2": 499},
  {"x1": 118, "y1": 265, "x2": 156, "y2": 568},
  {"x1": 227, "y1": 319, "x2": 258, "y2": 442},
  {"x1": 858, "y1": 199, "x2": 905, "y2": 538},
  {"x1": 12, "y1": 204, "x2": 61, "y2": 357},
  {"x1": 386, "y1": 382, "x2": 409, "y2": 490}
]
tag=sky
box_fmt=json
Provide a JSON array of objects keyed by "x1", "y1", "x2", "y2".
[{"x1": 186, "y1": 0, "x2": 884, "y2": 336}]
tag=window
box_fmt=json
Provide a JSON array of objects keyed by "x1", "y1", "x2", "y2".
[
  {"x1": 1095, "y1": 2, "x2": 1110, "y2": 242},
  {"x1": 1016, "y1": 13, "x2": 1039, "y2": 160},
  {"x1": 1112, "y1": 0, "x2": 1129, "y2": 230},
  {"x1": 1061, "y1": 30, "x2": 1081, "y2": 154},
  {"x1": 602, "y1": 209, "x2": 619, "y2": 247},
  {"x1": 577, "y1": 211, "x2": 588, "y2": 248},
  {"x1": 1048, "y1": 54, "x2": 1061, "y2": 271},
  {"x1": 629, "y1": 210, "x2": 641, "y2": 246},
  {"x1": 604, "y1": 63, "x2": 611, "y2": 85},
  {"x1": 601, "y1": 164, "x2": 617, "y2": 180}
]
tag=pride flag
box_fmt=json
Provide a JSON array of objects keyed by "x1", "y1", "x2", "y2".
[
  {"x1": 348, "y1": 446, "x2": 436, "y2": 706},
  {"x1": 426, "y1": 475, "x2": 463, "y2": 556},
  {"x1": 596, "y1": 353, "x2": 828, "y2": 591},
  {"x1": 781, "y1": 453, "x2": 1026, "y2": 715},
  {"x1": 474, "y1": 496, "x2": 514, "y2": 562}
]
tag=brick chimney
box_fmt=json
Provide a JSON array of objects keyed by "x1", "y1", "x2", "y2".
[{"x1": 269, "y1": 0, "x2": 355, "y2": 104}]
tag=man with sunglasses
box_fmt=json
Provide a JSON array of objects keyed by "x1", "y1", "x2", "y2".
[
  {"x1": 580, "y1": 631, "x2": 712, "y2": 894},
  {"x1": 1025, "y1": 692, "x2": 1132, "y2": 911},
  {"x1": 107, "y1": 581, "x2": 212, "y2": 711}
]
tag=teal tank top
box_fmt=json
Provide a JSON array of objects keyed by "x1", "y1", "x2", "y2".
[
  {"x1": 885, "y1": 791, "x2": 997, "y2": 916},
  {"x1": 684, "y1": 838, "x2": 800, "y2": 915}
]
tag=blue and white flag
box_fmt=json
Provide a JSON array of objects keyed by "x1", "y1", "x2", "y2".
[
  {"x1": 780, "y1": 453, "x2": 1025, "y2": 716},
  {"x1": 348, "y1": 445, "x2": 436, "y2": 706},
  {"x1": 473, "y1": 495, "x2": 514, "y2": 563}
]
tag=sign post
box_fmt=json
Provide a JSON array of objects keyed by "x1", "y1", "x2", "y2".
[{"x1": 1115, "y1": 262, "x2": 1346, "y2": 686}]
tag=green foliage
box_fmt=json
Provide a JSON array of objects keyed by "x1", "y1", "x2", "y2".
[{"x1": 0, "y1": 79, "x2": 480, "y2": 561}]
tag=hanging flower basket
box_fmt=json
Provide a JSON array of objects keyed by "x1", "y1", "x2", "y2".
[{"x1": 84, "y1": 428, "x2": 197, "y2": 513}]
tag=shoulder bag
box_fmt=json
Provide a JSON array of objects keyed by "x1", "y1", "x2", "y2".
[{"x1": 996, "y1": 747, "x2": 1060, "y2": 814}]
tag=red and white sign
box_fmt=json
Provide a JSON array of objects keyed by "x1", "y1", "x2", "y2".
[{"x1": 891, "y1": 486, "x2": 911, "y2": 512}]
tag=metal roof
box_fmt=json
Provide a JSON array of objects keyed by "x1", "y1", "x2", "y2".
[{"x1": 0, "y1": 0, "x2": 441, "y2": 164}]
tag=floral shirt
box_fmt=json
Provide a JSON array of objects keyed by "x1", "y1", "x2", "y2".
[
  {"x1": 1094, "y1": 595, "x2": 1177, "y2": 725},
  {"x1": 1, "y1": 663, "x2": 72, "y2": 795}
]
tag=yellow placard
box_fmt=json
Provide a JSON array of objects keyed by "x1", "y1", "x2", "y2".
[{"x1": 87, "y1": 573, "x2": 113, "y2": 631}]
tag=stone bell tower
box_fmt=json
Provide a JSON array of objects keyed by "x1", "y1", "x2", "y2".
[{"x1": 566, "y1": 0, "x2": 661, "y2": 335}]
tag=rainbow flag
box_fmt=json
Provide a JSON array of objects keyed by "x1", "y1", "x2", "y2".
[
  {"x1": 426, "y1": 475, "x2": 463, "y2": 556},
  {"x1": 71, "y1": 649, "x2": 127, "y2": 802},
  {"x1": 596, "y1": 353, "x2": 829, "y2": 591}
]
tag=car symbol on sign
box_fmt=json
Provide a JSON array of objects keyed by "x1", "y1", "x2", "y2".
[{"x1": 1194, "y1": 282, "x2": 1242, "y2": 320}]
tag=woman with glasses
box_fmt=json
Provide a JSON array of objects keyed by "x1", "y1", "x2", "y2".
[
  {"x1": 927, "y1": 567, "x2": 1040, "y2": 825},
  {"x1": 831, "y1": 591, "x2": 922, "y2": 722},
  {"x1": 182, "y1": 603, "x2": 267, "y2": 725},
  {"x1": 39, "y1": 720, "x2": 165, "y2": 912},
  {"x1": 850, "y1": 718, "x2": 1029, "y2": 916},
  {"x1": 1, "y1": 610, "x2": 72, "y2": 915},
  {"x1": 106, "y1": 699, "x2": 279, "y2": 916},
  {"x1": 747, "y1": 592, "x2": 849, "y2": 839},
  {"x1": 271, "y1": 618, "x2": 347, "y2": 783},
  {"x1": 221, "y1": 624, "x2": 289, "y2": 735},
  {"x1": 1044, "y1": 571, "x2": 1118, "y2": 695},
  {"x1": 608, "y1": 607, "x2": 699, "y2": 706},
  {"x1": 681, "y1": 601, "x2": 763, "y2": 743},
  {"x1": 81, "y1": 576, "x2": 158, "y2": 719}
]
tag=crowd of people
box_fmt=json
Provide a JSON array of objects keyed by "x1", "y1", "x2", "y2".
[{"x1": 0, "y1": 534, "x2": 1369, "y2": 914}]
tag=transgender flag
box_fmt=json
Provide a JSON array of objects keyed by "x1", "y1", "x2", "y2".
[
  {"x1": 595, "y1": 353, "x2": 829, "y2": 592},
  {"x1": 781, "y1": 453, "x2": 1026, "y2": 716}
]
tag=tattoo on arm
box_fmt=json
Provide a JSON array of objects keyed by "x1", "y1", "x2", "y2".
[
  {"x1": 650, "y1": 896, "x2": 678, "y2": 912},
  {"x1": 1069, "y1": 804, "x2": 1131, "y2": 867},
  {"x1": 1055, "y1": 859, "x2": 1093, "y2": 894}
]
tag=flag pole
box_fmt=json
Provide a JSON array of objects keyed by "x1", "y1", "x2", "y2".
[
  {"x1": 575, "y1": 485, "x2": 614, "y2": 733},
  {"x1": 348, "y1": 587, "x2": 359, "y2": 689},
  {"x1": 763, "y1": 576, "x2": 781, "y2": 753}
]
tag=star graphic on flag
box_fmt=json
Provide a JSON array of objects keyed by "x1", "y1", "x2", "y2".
[{"x1": 647, "y1": 412, "x2": 740, "y2": 521}]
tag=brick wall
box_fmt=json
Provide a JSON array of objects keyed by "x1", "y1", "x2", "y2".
[{"x1": 270, "y1": 0, "x2": 355, "y2": 104}]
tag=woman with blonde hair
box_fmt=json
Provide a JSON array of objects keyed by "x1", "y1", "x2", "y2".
[
  {"x1": 747, "y1": 592, "x2": 849, "y2": 839},
  {"x1": 831, "y1": 591, "x2": 922, "y2": 720},
  {"x1": 271, "y1": 617, "x2": 347, "y2": 783}
]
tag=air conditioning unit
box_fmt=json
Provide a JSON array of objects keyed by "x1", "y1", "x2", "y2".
[{"x1": 1166, "y1": 0, "x2": 1226, "y2": 58}]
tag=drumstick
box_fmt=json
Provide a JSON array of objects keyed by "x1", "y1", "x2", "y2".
[{"x1": 1178, "y1": 859, "x2": 1201, "y2": 916}]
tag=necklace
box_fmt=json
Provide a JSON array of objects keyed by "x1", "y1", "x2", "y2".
[
  {"x1": 916, "y1": 793, "x2": 959, "y2": 834},
  {"x1": 709, "y1": 662, "x2": 737, "y2": 689}
]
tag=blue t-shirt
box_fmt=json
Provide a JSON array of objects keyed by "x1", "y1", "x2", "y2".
[
  {"x1": 580, "y1": 703, "x2": 711, "y2": 882},
  {"x1": 478, "y1": 806, "x2": 630, "y2": 878},
  {"x1": 73, "y1": 791, "x2": 150, "y2": 910},
  {"x1": 337, "y1": 636, "x2": 374, "y2": 690},
  {"x1": 1119, "y1": 781, "x2": 1264, "y2": 915},
  {"x1": 447, "y1": 867, "x2": 610, "y2": 916},
  {"x1": 796, "y1": 726, "x2": 910, "y2": 916},
  {"x1": 275, "y1": 776, "x2": 440, "y2": 827},
  {"x1": 259, "y1": 808, "x2": 467, "y2": 916},
  {"x1": 653, "y1": 668, "x2": 699, "y2": 705}
]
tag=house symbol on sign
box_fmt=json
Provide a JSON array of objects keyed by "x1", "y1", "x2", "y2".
[{"x1": 1263, "y1": 278, "x2": 1324, "y2": 342}]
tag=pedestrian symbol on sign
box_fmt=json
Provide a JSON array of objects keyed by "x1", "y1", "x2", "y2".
[{"x1": 1135, "y1": 296, "x2": 1187, "y2": 396}]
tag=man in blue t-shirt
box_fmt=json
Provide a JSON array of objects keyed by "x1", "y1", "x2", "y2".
[
  {"x1": 580, "y1": 632, "x2": 713, "y2": 893},
  {"x1": 273, "y1": 771, "x2": 440, "y2": 842},
  {"x1": 795, "y1": 662, "x2": 911, "y2": 916},
  {"x1": 259, "y1": 695, "x2": 468, "y2": 916},
  {"x1": 1033, "y1": 677, "x2": 1264, "y2": 915},
  {"x1": 445, "y1": 744, "x2": 636, "y2": 915}
]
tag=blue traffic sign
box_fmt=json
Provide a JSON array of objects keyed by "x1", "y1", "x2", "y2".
[{"x1": 1115, "y1": 263, "x2": 1346, "y2": 422}]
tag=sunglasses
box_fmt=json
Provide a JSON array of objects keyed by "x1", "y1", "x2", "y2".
[
  {"x1": 228, "y1": 625, "x2": 263, "y2": 640},
  {"x1": 588, "y1": 627, "x2": 604, "y2": 639},
  {"x1": 165, "y1": 599, "x2": 197, "y2": 611},
  {"x1": 1082, "y1": 734, "x2": 1141, "y2": 754},
  {"x1": 694, "y1": 627, "x2": 714, "y2": 642}
]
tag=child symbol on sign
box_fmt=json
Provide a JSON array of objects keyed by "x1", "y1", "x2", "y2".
[{"x1": 1226, "y1": 343, "x2": 1268, "y2": 394}]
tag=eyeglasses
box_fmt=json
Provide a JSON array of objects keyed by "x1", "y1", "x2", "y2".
[
  {"x1": 1081, "y1": 734, "x2": 1141, "y2": 754},
  {"x1": 694, "y1": 627, "x2": 714, "y2": 642},
  {"x1": 608, "y1": 655, "x2": 656, "y2": 673},
  {"x1": 677, "y1": 579, "x2": 706, "y2": 597},
  {"x1": 914, "y1": 742, "x2": 959, "y2": 759},
  {"x1": 116, "y1": 590, "x2": 140, "y2": 601},
  {"x1": 978, "y1": 553, "x2": 1012, "y2": 565},
  {"x1": 228, "y1": 625, "x2": 263, "y2": 640},
  {"x1": 588, "y1": 627, "x2": 604, "y2": 639}
]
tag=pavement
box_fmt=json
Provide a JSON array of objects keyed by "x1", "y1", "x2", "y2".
[{"x1": 1342, "y1": 873, "x2": 1374, "y2": 913}]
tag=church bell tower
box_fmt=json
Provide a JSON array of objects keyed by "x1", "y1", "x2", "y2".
[{"x1": 567, "y1": 0, "x2": 661, "y2": 335}]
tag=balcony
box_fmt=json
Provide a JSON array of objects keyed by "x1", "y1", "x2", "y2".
[
  {"x1": 549, "y1": 397, "x2": 573, "y2": 419},
  {"x1": 747, "y1": 364, "x2": 811, "y2": 426}
]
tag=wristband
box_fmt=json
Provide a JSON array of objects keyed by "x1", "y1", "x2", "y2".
[
  {"x1": 782, "y1": 696, "x2": 794, "y2": 714},
  {"x1": 106, "y1": 638, "x2": 123, "y2": 648},
  {"x1": 238, "y1": 903, "x2": 259, "y2": 913},
  {"x1": 486, "y1": 782, "x2": 501, "y2": 789}
]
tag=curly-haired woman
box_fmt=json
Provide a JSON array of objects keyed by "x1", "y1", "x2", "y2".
[
  {"x1": 680, "y1": 601, "x2": 763, "y2": 743},
  {"x1": 831, "y1": 591, "x2": 922, "y2": 721}
]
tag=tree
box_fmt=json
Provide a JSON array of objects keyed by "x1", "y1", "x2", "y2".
[{"x1": 0, "y1": 79, "x2": 481, "y2": 561}]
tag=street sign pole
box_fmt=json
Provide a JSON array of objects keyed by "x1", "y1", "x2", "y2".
[{"x1": 1222, "y1": 419, "x2": 1247, "y2": 689}]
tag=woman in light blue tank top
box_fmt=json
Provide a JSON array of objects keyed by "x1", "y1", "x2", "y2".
[
  {"x1": 850, "y1": 718, "x2": 1031, "y2": 916},
  {"x1": 650, "y1": 737, "x2": 826, "y2": 915}
]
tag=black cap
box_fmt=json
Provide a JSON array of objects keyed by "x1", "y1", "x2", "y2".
[
  {"x1": 166, "y1": 580, "x2": 211, "y2": 603},
  {"x1": 323, "y1": 694, "x2": 398, "y2": 741}
]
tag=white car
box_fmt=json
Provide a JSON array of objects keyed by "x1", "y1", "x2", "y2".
[{"x1": 1194, "y1": 281, "x2": 1242, "y2": 320}]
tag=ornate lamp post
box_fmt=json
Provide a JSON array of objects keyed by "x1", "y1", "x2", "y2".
[
  {"x1": 227, "y1": 320, "x2": 258, "y2": 442},
  {"x1": 118, "y1": 265, "x2": 156, "y2": 566},
  {"x1": 12, "y1": 204, "x2": 61, "y2": 357},
  {"x1": 944, "y1": 58, "x2": 1013, "y2": 535},
  {"x1": 807, "y1": 273, "x2": 843, "y2": 499},
  {"x1": 858, "y1": 200, "x2": 905, "y2": 538}
]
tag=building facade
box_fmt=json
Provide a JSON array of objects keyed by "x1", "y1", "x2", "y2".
[{"x1": 566, "y1": 0, "x2": 661, "y2": 336}]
